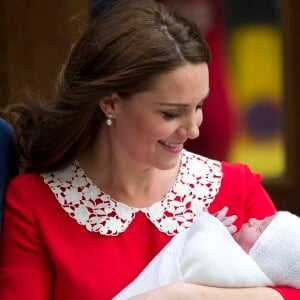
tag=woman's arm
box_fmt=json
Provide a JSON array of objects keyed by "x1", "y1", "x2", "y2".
[
  {"x1": 0, "y1": 177, "x2": 53, "y2": 299},
  {"x1": 129, "y1": 282, "x2": 283, "y2": 300}
]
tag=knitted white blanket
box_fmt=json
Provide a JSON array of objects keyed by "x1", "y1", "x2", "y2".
[
  {"x1": 113, "y1": 212, "x2": 273, "y2": 300},
  {"x1": 249, "y1": 211, "x2": 300, "y2": 289}
]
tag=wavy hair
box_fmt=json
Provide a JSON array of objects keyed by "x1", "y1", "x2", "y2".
[{"x1": 2, "y1": 0, "x2": 211, "y2": 172}]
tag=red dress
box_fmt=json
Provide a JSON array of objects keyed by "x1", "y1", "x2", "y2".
[{"x1": 0, "y1": 150, "x2": 298, "y2": 299}]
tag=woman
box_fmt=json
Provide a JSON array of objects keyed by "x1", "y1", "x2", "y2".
[{"x1": 0, "y1": 0, "x2": 298, "y2": 299}]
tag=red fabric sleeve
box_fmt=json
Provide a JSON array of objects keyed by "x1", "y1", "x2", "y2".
[
  {"x1": 274, "y1": 287, "x2": 300, "y2": 300},
  {"x1": 0, "y1": 179, "x2": 53, "y2": 300}
]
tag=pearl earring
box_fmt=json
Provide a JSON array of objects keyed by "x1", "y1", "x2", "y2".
[{"x1": 106, "y1": 114, "x2": 113, "y2": 126}]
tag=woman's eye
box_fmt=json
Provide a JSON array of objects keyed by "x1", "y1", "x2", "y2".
[
  {"x1": 196, "y1": 104, "x2": 204, "y2": 110},
  {"x1": 162, "y1": 111, "x2": 181, "y2": 120}
]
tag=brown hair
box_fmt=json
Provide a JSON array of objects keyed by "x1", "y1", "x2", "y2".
[{"x1": 2, "y1": 0, "x2": 211, "y2": 173}]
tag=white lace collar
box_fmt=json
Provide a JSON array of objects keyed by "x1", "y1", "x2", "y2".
[{"x1": 42, "y1": 150, "x2": 223, "y2": 236}]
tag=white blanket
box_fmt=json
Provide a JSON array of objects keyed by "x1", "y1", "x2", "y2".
[
  {"x1": 114, "y1": 212, "x2": 273, "y2": 300},
  {"x1": 249, "y1": 211, "x2": 300, "y2": 289}
]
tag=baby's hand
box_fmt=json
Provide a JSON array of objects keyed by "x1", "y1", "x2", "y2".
[{"x1": 213, "y1": 206, "x2": 237, "y2": 234}]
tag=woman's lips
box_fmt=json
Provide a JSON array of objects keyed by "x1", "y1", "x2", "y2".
[{"x1": 159, "y1": 140, "x2": 184, "y2": 152}]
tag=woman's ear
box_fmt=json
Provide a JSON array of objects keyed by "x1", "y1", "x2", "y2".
[{"x1": 98, "y1": 92, "x2": 121, "y2": 116}]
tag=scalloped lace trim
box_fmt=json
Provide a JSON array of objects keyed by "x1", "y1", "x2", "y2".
[{"x1": 42, "y1": 150, "x2": 223, "y2": 236}]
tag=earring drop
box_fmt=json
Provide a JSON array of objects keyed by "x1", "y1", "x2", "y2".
[{"x1": 106, "y1": 114, "x2": 113, "y2": 126}]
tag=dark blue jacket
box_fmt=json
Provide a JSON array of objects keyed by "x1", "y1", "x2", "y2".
[{"x1": 0, "y1": 118, "x2": 19, "y2": 225}]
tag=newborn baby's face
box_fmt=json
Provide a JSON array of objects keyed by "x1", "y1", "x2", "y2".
[{"x1": 233, "y1": 215, "x2": 274, "y2": 253}]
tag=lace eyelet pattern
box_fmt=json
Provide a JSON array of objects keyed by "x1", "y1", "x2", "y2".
[{"x1": 42, "y1": 150, "x2": 222, "y2": 236}]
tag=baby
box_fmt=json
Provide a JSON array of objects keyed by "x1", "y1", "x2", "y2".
[
  {"x1": 114, "y1": 210, "x2": 300, "y2": 299},
  {"x1": 234, "y1": 211, "x2": 300, "y2": 288},
  {"x1": 233, "y1": 214, "x2": 275, "y2": 253}
]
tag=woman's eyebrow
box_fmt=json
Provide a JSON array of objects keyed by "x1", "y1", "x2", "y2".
[
  {"x1": 157, "y1": 97, "x2": 207, "y2": 107},
  {"x1": 156, "y1": 89, "x2": 209, "y2": 107},
  {"x1": 156, "y1": 102, "x2": 189, "y2": 107}
]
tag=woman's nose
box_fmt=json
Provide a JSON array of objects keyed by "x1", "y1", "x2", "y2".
[
  {"x1": 177, "y1": 122, "x2": 200, "y2": 140},
  {"x1": 178, "y1": 112, "x2": 202, "y2": 140},
  {"x1": 187, "y1": 122, "x2": 200, "y2": 140}
]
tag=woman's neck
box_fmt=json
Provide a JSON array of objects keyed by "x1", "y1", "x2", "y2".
[{"x1": 78, "y1": 129, "x2": 180, "y2": 208}]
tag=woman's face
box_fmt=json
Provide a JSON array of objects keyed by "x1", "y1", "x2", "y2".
[
  {"x1": 112, "y1": 63, "x2": 209, "y2": 170},
  {"x1": 233, "y1": 216, "x2": 274, "y2": 253}
]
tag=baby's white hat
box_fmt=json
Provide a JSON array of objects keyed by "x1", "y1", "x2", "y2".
[{"x1": 249, "y1": 211, "x2": 300, "y2": 288}]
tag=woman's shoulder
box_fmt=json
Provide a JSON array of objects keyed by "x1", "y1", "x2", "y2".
[
  {"x1": 9, "y1": 172, "x2": 43, "y2": 184},
  {"x1": 220, "y1": 160, "x2": 263, "y2": 186},
  {"x1": 3, "y1": 173, "x2": 54, "y2": 221},
  {"x1": 7, "y1": 172, "x2": 49, "y2": 197},
  {"x1": 184, "y1": 149, "x2": 259, "y2": 175}
]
